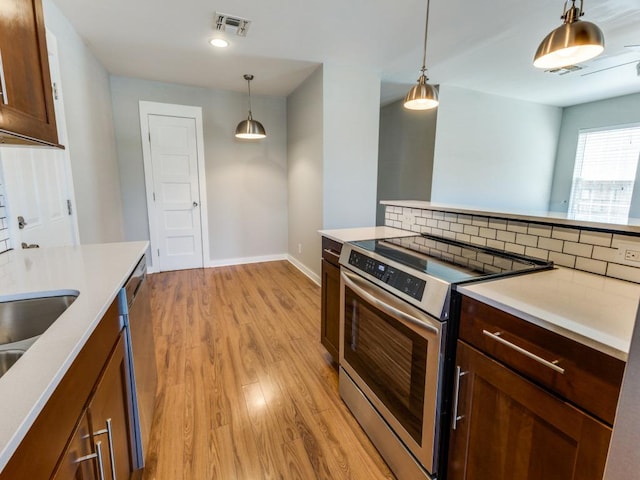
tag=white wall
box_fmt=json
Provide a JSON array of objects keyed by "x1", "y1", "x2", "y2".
[
  {"x1": 109, "y1": 76, "x2": 288, "y2": 264},
  {"x1": 548, "y1": 92, "x2": 640, "y2": 214},
  {"x1": 322, "y1": 64, "x2": 380, "y2": 229},
  {"x1": 431, "y1": 85, "x2": 562, "y2": 212},
  {"x1": 42, "y1": 0, "x2": 124, "y2": 244},
  {"x1": 287, "y1": 67, "x2": 324, "y2": 279},
  {"x1": 377, "y1": 99, "x2": 437, "y2": 224}
]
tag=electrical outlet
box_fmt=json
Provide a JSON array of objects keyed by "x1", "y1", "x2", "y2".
[
  {"x1": 297, "y1": 243, "x2": 302, "y2": 254},
  {"x1": 616, "y1": 241, "x2": 640, "y2": 266},
  {"x1": 625, "y1": 249, "x2": 640, "y2": 261}
]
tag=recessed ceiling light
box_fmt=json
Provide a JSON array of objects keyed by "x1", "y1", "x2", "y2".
[{"x1": 209, "y1": 38, "x2": 229, "y2": 48}]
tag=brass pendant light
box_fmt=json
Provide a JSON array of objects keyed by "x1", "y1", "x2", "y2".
[
  {"x1": 404, "y1": 0, "x2": 438, "y2": 110},
  {"x1": 235, "y1": 74, "x2": 267, "y2": 139},
  {"x1": 533, "y1": 0, "x2": 604, "y2": 69}
]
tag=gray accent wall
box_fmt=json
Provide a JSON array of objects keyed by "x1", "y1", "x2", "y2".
[
  {"x1": 109, "y1": 76, "x2": 288, "y2": 264},
  {"x1": 431, "y1": 85, "x2": 562, "y2": 212},
  {"x1": 548, "y1": 92, "x2": 640, "y2": 214},
  {"x1": 43, "y1": 0, "x2": 125, "y2": 244},
  {"x1": 287, "y1": 66, "x2": 324, "y2": 278},
  {"x1": 322, "y1": 64, "x2": 380, "y2": 230},
  {"x1": 376, "y1": 99, "x2": 437, "y2": 225},
  {"x1": 287, "y1": 64, "x2": 381, "y2": 280}
]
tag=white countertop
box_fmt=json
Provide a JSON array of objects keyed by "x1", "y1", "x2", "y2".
[
  {"x1": 0, "y1": 242, "x2": 148, "y2": 471},
  {"x1": 381, "y1": 200, "x2": 640, "y2": 234},
  {"x1": 458, "y1": 266, "x2": 640, "y2": 361},
  {"x1": 318, "y1": 226, "x2": 415, "y2": 243}
]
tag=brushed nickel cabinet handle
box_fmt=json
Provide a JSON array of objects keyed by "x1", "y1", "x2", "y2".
[
  {"x1": 94, "y1": 418, "x2": 117, "y2": 480},
  {"x1": 323, "y1": 248, "x2": 341, "y2": 260},
  {"x1": 75, "y1": 440, "x2": 106, "y2": 480},
  {"x1": 482, "y1": 330, "x2": 565, "y2": 374},
  {"x1": 451, "y1": 365, "x2": 468, "y2": 430},
  {"x1": 0, "y1": 49, "x2": 8, "y2": 105}
]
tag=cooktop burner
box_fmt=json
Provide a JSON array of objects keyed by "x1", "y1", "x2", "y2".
[
  {"x1": 342, "y1": 234, "x2": 553, "y2": 319},
  {"x1": 353, "y1": 235, "x2": 549, "y2": 284}
]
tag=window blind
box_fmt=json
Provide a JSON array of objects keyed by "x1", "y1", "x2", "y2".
[{"x1": 568, "y1": 125, "x2": 640, "y2": 222}]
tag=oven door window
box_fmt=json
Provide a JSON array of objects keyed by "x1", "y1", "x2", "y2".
[{"x1": 343, "y1": 285, "x2": 428, "y2": 444}]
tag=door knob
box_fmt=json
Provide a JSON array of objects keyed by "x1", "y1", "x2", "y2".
[
  {"x1": 193, "y1": 201, "x2": 199, "y2": 207},
  {"x1": 17, "y1": 216, "x2": 27, "y2": 229}
]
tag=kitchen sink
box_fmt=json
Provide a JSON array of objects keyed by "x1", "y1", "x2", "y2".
[
  {"x1": 0, "y1": 350, "x2": 25, "y2": 378},
  {"x1": 0, "y1": 294, "x2": 78, "y2": 345}
]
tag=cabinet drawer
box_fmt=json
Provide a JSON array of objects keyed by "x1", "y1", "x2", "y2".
[
  {"x1": 322, "y1": 237, "x2": 343, "y2": 267},
  {"x1": 459, "y1": 295, "x2": 624, "y2": 426}
]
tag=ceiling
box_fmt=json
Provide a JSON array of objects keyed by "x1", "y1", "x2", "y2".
[{"x1": 51, "y1": 0, "x2": 640, "y2": 107}]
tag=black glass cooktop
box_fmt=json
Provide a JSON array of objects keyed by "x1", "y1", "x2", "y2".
[{"x1": 351, "y1": 235, "x2": 552, "y2": 285}]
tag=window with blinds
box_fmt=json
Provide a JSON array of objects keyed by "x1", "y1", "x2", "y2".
[{"x1": 568, "y1": 124, "x2": 640, "y2": 222}]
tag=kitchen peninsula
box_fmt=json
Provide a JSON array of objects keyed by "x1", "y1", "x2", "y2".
[
  {"x1": 0, "y1": 242, "x2": 148, "y2": 476},
  {"x1": 320, "y1": 200, "x2": 640, "y2": 479}
]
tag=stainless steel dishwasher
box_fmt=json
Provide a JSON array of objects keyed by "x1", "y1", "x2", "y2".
[{"x1": 119, "y1": 255, "x2": 157, "y2": 470}]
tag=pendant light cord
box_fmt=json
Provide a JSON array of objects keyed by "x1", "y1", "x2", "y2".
[
  {"x1": 421, "y1": 0, "x2": 431, "y2": 73},
  {"x1": 246, "y1": 76, "x2": 253, "y2": 120}
]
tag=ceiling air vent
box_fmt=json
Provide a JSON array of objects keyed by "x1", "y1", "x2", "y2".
[
  {"x1": 545, "y1": 65, "x2": 584, "y2": 75},
  {"x1": 214, "y1": 12, "x2": 251, "y2": 37}
]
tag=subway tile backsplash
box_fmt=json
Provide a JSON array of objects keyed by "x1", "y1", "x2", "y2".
[
  {"x1": 0, "y1": 178, "x2": 9, "y2": 254},
  {"x1": 385, "y1": 205, "x2": 640, "y2": 284}
]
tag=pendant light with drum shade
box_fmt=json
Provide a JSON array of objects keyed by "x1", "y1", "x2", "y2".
[
  {"x1": 404, "y1": 0, "x2": 438, "y2": 110},
  {"x1": 235, "y1": 74, "x2": 266, "y2": 139},
  {"x1": 533, "y1": 0, "x2": 604, "y2": 69}
]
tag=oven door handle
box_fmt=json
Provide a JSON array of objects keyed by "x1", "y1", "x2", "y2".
[{"x1": 341, "y1": 269, "x2": 440, "y2": 335}]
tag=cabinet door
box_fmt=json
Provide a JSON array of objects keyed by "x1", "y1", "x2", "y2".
[
  {"x1": 52, "y1": 411, "x2": 100, "y2": 480},
  {"x1": 87, "y1": 333, "x2": 133, "y2": 480},
  {"x1": 320, "y1": 258, "x2": 340, "y2": 362},
  {"x1": 0, "y1": 0, "x2": 59, "y2": 145},
  {"x1": 448, "y1": 341, "x2": 611, "y2": 480}
]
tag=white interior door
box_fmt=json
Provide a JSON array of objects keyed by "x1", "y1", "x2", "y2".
[
  {"x1": 0, "y1": 30, "x2": 77, "y2": 250},
  {"x1": 0, "y1": 146, "x2": 74, "y2": 248},
  {"x1": 148, "y1": 114, "x2": 203, "y2": 271}
]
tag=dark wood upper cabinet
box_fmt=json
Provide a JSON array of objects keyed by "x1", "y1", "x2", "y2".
[{"x1": 0, "y1": 0, "x2": 61, "y2": 147}]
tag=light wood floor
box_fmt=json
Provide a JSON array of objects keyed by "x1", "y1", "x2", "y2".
[{"x1": 142, "y1": 261, "x2": 395, "y2": 480}]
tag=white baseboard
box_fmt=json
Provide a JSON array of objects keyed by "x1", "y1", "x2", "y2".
[
  {"x1": 206, "y1": 253, "x2": 288, "y2": 268},
  {"x1": 148, "y1": 254, "x2": 320, "y2": 286},
  {"x1": 287, "y1": 255, "x2": 321, "y2": 286}
]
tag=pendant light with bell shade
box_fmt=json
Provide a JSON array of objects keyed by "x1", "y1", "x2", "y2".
[
  {"x1": 404, "y1": 0, "x2": 438, "y2": 110},
  {"x1": 235, "y1": 74, "x2": 267, "y2": 139},
  {"x1": 533, "y1": 0, "x2": 604, "y2": 69}
]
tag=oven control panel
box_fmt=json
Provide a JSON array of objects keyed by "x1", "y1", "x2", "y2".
[{"x1": 348, "y1": 250, "x2": 426, "y2": 300}]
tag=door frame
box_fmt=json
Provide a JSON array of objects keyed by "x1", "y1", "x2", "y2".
[
  {"x1": 45, "y1": 29, "x2": 80, "y2": 246},
  {"x1": 139, "y1": 101, "x2": 209, "y2": 272}
]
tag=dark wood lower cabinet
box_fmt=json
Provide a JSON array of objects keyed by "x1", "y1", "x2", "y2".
[
  {"x1": 51, "y1": 333, "x2": 133, "y2": 480},
  {"x1": 52, "y1": 412, "x2": 94, "y2": 480},
  {"x1": 448, "y1": 341, "x2": 612, "y2": 480},
  {"x1": 321, "y1": 258, "x2": 340, "y2": 361},
  {"x1": 87, "y1": 334, "x2": 133, "y2": 480},
  {"x1": 320, "y1": 236, "x2": 342, "y2": 363},
  {"x1": 0, "y1": 299, "x2": 135, "y2": 480}
]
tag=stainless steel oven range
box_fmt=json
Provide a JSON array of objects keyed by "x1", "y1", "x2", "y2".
[{"x1": 338, "y1": 234, "x2": 552, "y2": 480}]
